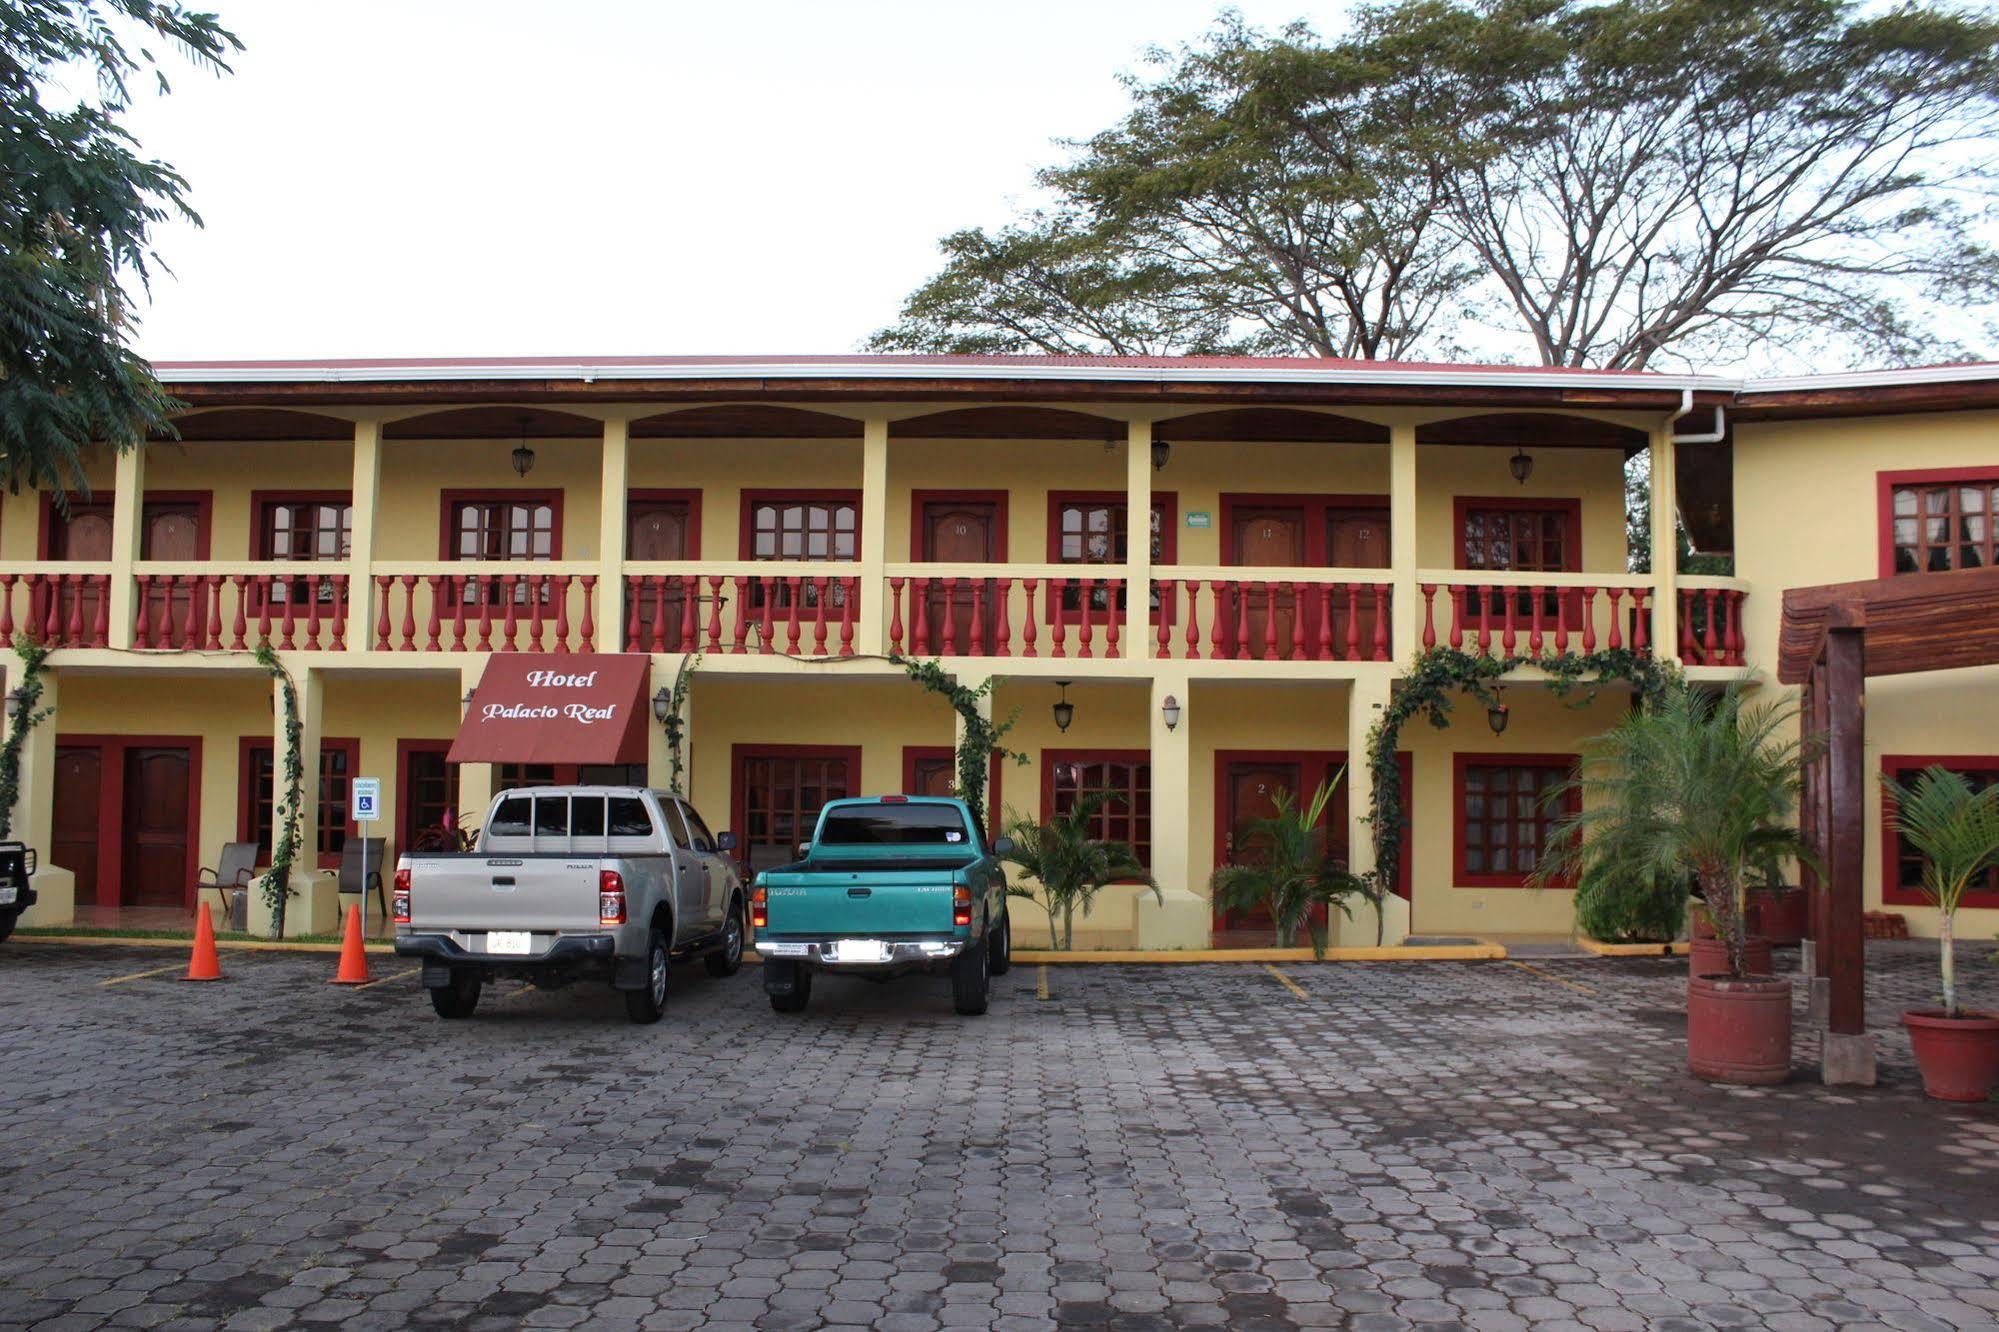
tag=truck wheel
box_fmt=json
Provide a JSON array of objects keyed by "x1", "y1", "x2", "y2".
[
  {"x1": 766, "y1": 960, "x2": 811, "y2": 1014},
  {"x1": 429, "y1": 969, "x2": 481, "y2": 1019},
  {"x1": 704, "y1": 902, "x2": 745, "y2": 978},
  {"x1": 624, "y1": 929, "x2": 669, "y2": 1024},
  {"x1": 951, "y1": 939, "x2": 990, "y2": 1016},
  {"x1": 988, "y1": 910, "x2": 1012, "y2": 977},
  {"x1": 0, "y1": 912, "x2": 16, "y2": 945}
]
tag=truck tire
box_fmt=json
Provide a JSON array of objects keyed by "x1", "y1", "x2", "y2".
[
  {"x1": 988, "y1": 910, "x2": 1011, "y2": 977},
  {"x1": 429, "y1": 969, "x2": 481, "y2": 1019},
  {"x1": 951, "y1": 939, "x2": 990, "y2": 1016},
  {"x1": 704, "y1": 901, "x2": 745, "y2": 978},
  {"x1": 766, "y1": 960, "x2": 811, "y2": 1013},
  {"x1": 624, "y1": 929, "x2": 669, "y2": 1024},
  {"x1": 0, "y1": 912, "x2": 16, "y2": 945}
]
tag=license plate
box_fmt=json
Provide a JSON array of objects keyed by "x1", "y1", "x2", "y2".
[
  {"x1": 0, "y1": 885, "x2": 14, "y2": 906},
  {"x1": 835, "y1": 939, "x2": 889, "y2": 964},
  {"x1": 487, "y1": 931, "x2": 532, "y2": 955}
]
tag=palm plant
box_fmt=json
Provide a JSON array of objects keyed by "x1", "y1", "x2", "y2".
[
  {"x1": 1000, "y1": 791, "x2": 1157, "y2": 950},
  {"x1": 1209, "y1": 778, "x2": 1367, "y2": 959},
  {"x1": 1880, "y1": 767, "x2": 1999, "y2": 1017},
  {"x1": 1535, "y1": 681, "x2": 1809, "y2": 979}
]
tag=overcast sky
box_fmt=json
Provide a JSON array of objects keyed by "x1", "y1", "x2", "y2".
[{"x1": 121, "y1": 0, "x2": 1345, "y2": 361}]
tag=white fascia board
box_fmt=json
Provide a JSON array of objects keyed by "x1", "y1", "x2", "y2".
[{"x1": 1741, "y1": 363, "x2": 1999, "y2": 394}]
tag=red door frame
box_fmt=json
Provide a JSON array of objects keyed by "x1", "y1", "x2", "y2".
[
  {"x1": 627, "y1": 488, "x2": 704, "y2": 559},
  {"x1": 1210, "y1": 749, "x2": 1415, "y2": 895},
  {"x1": 237, "y1": 735, "x2": 361, "y2": 868},
  {"x1": 54, "y1": 733, "x2": 203, "y2": 909},
  {"x1": 1219, "y1": 493, "x2": 1391, "y2": 567},
  {"x1": 1874, "y1": 466, "x2": 1999, "y2": 577},
  {"x1": 397, "y1": 738, "x2": 457, "y2": 856},
  {"x1": 909, "y1": 490, "x2": 1010, "y2": 562},
  {"x1": 1452, "y1": 752, "x2": 1579, "y2": 888},
  {"x1": 39, "y1": 491, "x2": 215, "y2": 560},
  {"x1": 901, "y1": 744, "x2": 1005, "y2": 835},
  {"x1": 1880, "y1": 754, "x2": 1999, "y2": 909},
  {"x1": 730, "y1": 743, "x2": 864, "y2": 864}
]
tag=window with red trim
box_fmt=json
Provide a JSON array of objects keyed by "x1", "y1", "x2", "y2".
[
  {"x1": 400, "y1": 743, "x2": 460, "y2": 852},
  {"x1": 1046, "y1": 750, "x2": 1151, "y2": 868},
  {"x1": 257, "y1": 497, "x2": 352, "y2": 562},
  {"x1": 240, "y1": 738, "x2": 359, "y2": 868},
  {"x1": 1887, "y1": 475, "x2": 1997, "y2": 574},
  {"x1": 1882, "y1": 756, "x2": 1999, "y2": 909},
  {"x1": 746, "y1": 495, "x2": 858, "y2": 561},
  {"x1": 1459, "y1": 503, "x2": 1577, "y2": 572},
  {"x1": 449, "y1": 497, "x2": 557, "y2": 561},
  {"x1": 1047, "y1": 493, "x2": 1176, "y2": 620},
  {"x1": 1454, "y1": 755, "x2": 1576, "y2": 888}
]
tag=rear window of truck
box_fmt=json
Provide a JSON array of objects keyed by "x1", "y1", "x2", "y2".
[{"x1": 818, "y1": 804, "x2": 975, "y2": 846}]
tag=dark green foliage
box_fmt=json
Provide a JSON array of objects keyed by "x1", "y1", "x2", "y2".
[
  {"x1": 0, "y1": 635, "x2": 53, "y2": 838},
  {"x1": 254, "y1": 643, "x2": 300, "y2": 937},
  {"x1": 1000, "y1": 789, "x2": 1156, "y2": 950},
  {"x1": 889, "y1": 655, "x2": 1023, "y2": 835},
  {"x1": 0, "y1": 2, "x2": 239, "y2": 497},
  {"x1": 1209, "y1": 778, "x2": 1368, "y2": 957},
  {"x1": 1572, "y1": 865, "x2": 1687, "y2": 943}
]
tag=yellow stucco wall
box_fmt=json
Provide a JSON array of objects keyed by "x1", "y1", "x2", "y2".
[
  {"x1": 1414, "y1": 444, "x2": 1630, "y2": 572},
  {"x1": 1736, "y1": 411, "x2": 1999, "y2": 936},
  {"x1": 629, "y1": 439, "x2": 864, "y2": 560}
]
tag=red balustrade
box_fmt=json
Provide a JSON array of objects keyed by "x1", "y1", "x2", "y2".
[
  {"x1": 1146, "y1": 581, "x2": 1391, "y2": 662},
  {"x1": 0, "y1": 573, "x2": 110, "y2": 648},
  {"x1": 1423, "y1": 582, "x2": 1741, "y2": 664},
  {"x1": 622, "y1": 574, "x2": 856, "y2": 656},
  {"x1": 885, "y1": 576, "x2": 1131, "y2": 658},
  {"x1": 131, "y1": 573, "x2": 348, "y2": 651},
  {"x1": 373, "y1": 572, "x2": 595, "y2": 652},
  {"x1": 1677, "y1": 586, "x2": 1747, "y2": 666}
]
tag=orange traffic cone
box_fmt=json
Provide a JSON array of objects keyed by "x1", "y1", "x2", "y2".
[
  {"x1": 183, "y1": 902, "x2": 224, "y2": 982},
  {"x1": 329, "y1": 903, "x2": 371, "y2": 985}
]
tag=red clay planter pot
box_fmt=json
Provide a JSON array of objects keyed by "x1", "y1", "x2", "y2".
[
  {"x1": 1902, "y1": 1010, "x2": 1999, "y2": 1102},
  {"x1": 1687, "y1": 974, "x2": 1793, "y2": 1085},
  {"x1": 1688, "y1": 935, "x2": 1773, "y2": 985},
  {"x1": 1755, "y1": 887, "x2": 1807, "y2": 947}
]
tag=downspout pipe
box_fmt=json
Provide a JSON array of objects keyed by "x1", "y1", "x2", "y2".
[{"x1": 1670, "y1": 387, "x2": 1727, "y2": 443}]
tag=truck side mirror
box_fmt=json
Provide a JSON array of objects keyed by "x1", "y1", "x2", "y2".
[
  {"x1": 797, "y1": 841, "x2": 812, "y2": 860},
  {"x1": 992, "y1": 836, "x2": 1014, "y2": 856},
  {"x1": 716, "y1": 830, "x2": 737, "y2": 852}
]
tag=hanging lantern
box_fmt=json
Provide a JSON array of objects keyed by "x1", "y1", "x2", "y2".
[
  {"x1": 1509, "y1": 447, "x2": 1534, "y2": 486},
  {"x1": 1052, "y1": 681, "x2": 1075, "y2": 733},
  {"x1": 1151, "y1": 439, "x2": 1171, "y2": 471},
  {"x1": 511, "y1": 413, "x2": 536, "y2": 478}
]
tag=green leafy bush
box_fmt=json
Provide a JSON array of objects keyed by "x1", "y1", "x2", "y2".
[{"x1": 1573, "y1": 866, "x2": 1687, "y2": 944}]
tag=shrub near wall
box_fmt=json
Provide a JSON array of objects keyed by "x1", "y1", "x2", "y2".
[{"x1": 1573, "y1": 866, "x2": 1686, "y2": 943}]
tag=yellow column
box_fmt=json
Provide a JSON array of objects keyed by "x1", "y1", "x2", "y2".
[
  {"x1": 598, "y1": 417, "x2": 629, "y2": 652},
  {"x1": 253, "y1": 663, "x2": 328, "y2": 938},
  {"x1": 456, "y1": 659, "x2": 493, "y2": 820},
  {"x1": 346, "y1": 420, "x2": 383, "y2": 654},
  {"x1": 1649, "y1": 425, "x2": 1679, "y2": 661},
  {"x1": 13, "y1": 668, "x2": 74, "y2": 926},
  {"x1": 106, "y1": 446, "x2": 146, "y2": 649},
  {"x1": 1346, "y1": 675, "x2": 1408, "y2": 946},
  {"x1": 1136, "y1": 671, "x2": 1208, "y2": 948},
  {"x1": 652, "y1": 655, "x2": 687, "y2": 796},
  {"x1": 1389, "y1": 423, "x2": 1419, "y2": 663},
  {"x1": 1124, "y1": 419, "x2": 1153, "y2": 659},
  {"x1": 857, "y1": 416, "x2": 890, "y2": 655}
]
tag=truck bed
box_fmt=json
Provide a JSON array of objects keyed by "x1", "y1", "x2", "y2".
[{"x1": 400, "y1": 851, "x2": 652, "y2": 934}]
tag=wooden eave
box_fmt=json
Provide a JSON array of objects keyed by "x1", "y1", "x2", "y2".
[
  {"x1": 1735, "y1": 380, "x2": 1999, "y2": 421},
  {"x1": 1777, "y1": 567, "x2": 1999, "y2": 684}
]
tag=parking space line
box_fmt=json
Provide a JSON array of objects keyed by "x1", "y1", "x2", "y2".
[
  {"x1": 1262, "y1": 964, "x2": 1310, "y2": 999},
  {"x1": 1508, "y1": 960, "x2": 1596, "y2": 995},
  {"x1": 350, "y1": 966, "x2": 422, "y2": 991},
  {"x1": 1036, "y1": 965, "x2": 1049, "y2": 1001},
  {"x1": 99, "y1": 964, "x2": 183, "y2": 987}
]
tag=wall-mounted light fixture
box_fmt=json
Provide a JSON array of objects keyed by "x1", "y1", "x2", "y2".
[
  {"x1": 652, "y1": 686, "x2": 672, "y2": 724},
  {"x1": 460, "y1": 688, "x2": 475, "y2": 715},
  {"x1": 1508, "y1": 447, "x2": 1534, "y2": 486},
  {"x1": 1151, "y1": 439, "x2": 1171, "y2": 472},
  {"x1": 1161, "y1": 694, "x2": 1181, "y2": 732},
  {"x1": 511, "y1": 413, "x2": 536, "y2": 478},
  {"x1": 1486, "y1": 687, "x2": 1510, "y2": 735},
  {"x1": 1052, "y1": 681, "x2": 1075, "y2": 733}
]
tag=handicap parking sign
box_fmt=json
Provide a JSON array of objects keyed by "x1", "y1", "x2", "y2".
[{"x1": 351, "y1": 778, "x2": 381, "y2": 823}]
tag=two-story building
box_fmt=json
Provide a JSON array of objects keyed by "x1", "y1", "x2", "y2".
[{"x1": 5, "y1": 354, "x2": 1992, "y2": 948}]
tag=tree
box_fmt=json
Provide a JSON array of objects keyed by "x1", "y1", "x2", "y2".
[
  {"x1": 0, "y1": 1, "x2": 239, "y2": 497},
  {"x1": 1208, "y1": 778, "x2": 1369, "y2": 956},
  {"x1": 999, "y1": 791, "x2": 1157, "y2": 950},
  {"x1": 1879, "y1": 767, "x2": 1999, "y2": 1016},
  {"x1": 875, "y1": 0, "x2": 1999, "y2": 371},
  {"x1": 1536, "y1": 681, "x2": 1811, "y2": 978}
]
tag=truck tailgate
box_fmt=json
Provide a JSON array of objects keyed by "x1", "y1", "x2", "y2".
[
  {"x1": 404, "y1": 855, "x2": 603, "y2": 934},
  {"x1": 762, "y1": 866, "x2": 959, "y2": 935}
]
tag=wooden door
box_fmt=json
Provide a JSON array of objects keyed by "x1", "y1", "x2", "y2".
[
  {"x1": 737, "y1": 751, "x2": 855, "y2": 876},
  {"x1": 629, "y1": 499, "x2": 693, "y2": 649},
  {"x1": 53, "y1": 745, "x2": 103, "y2": 906},
  {"x1": 1215, "y1": 758, "x2": 1348, "y2": 943},
  {"x1": 1328, "y1": 507, "x2": 1390, "y2": 653},
  {"x1": 910, "y1": 757, "x2": 955, "y2": 798},
  {"x1": 1231, "y1": 507, "x2": 1305, "y2": 656},
  {"x1": 921, "y1": 500, "x2": 999, "y2": 650},
  {"x1": 141, "y1": 503, "x2": 205, "y2": 638},
  {"x1": 121, "y1": 746, "x2": 191, "y2": 908},
  {"x1": 46, "y1": 504, "x2": 114, "y2": 640}
]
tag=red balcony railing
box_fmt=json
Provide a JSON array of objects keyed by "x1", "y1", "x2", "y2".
[
  {"x1": 135, "y1": 572, "x2": 348, "y2": 651},
  {"x1": 374, "y1": 570, "x2": 597, "y2": 652},
  {"x1": 887, "y1": 574, "x2": 1128, "y2": 658},
  {"x1": 1421, "y1": 580, "x2": 1653, "y2": 658},
  {"x1": 1154, "y1": 579, "x2": 1391, "y2": 662},
  {"x1": 624, "y1": 573, "x2": 858, "y2": 657},
  {"x1": 1677, "y1": 584, "x2": 1747, "y2": 666},
  {"x1": 0, "y1": 572, "x2": 111, "y2": 647}
]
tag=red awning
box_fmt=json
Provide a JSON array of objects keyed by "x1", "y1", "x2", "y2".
[{"x1": 448, "y1": 654, "x2": 651, "y2": 766}]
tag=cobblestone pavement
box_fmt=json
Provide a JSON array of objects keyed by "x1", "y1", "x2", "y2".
[{"x1": 0, "y1": 941, "x2": 1994, "y2": 1332}]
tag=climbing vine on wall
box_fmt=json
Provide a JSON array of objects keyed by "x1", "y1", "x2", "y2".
[
  {"x1": 1365, "y1": 647, "x2": 1678, "y2": 903},
  {"x1": 255, "y1": 643, "x2": 305, "y2": 937},
  {"x1": 0, "y1": 635, "x2": 53, "y2": 839},
  {"x1": 890, "y1": 655, "x2": 1024, "y2": 834},
  {"x1": 663, "y1": 651, "x2": 703, "y2": 796}
]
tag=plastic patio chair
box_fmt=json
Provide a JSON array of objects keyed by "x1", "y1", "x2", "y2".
[
  {"x1": 325, "y1": 837, "x2": 387, "y2": 919},
  {"x1": 194, "y1": 842, "x2": 257, "y2": 917}
]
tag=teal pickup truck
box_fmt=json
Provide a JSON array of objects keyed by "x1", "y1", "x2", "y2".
[{"x1": 751, "y1": 796, "x2": 1012, "y2": 1015}]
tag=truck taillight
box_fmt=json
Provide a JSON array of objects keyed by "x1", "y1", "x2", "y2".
[
  {"x1": 750, "y1": 886, "x2": 767, "y2": 929},
  {"x1": 393, "y1": 867, "x2": 411, "y2": 924},
  {"x1": 599, "y1": 869, "x2": 627, "y2": 927},
  {"x1": 953, "y1": 885, "x2": 973, "y2": 928}
]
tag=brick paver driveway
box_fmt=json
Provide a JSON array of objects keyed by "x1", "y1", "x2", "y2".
[{"x1": 0, "y1": 943, "x2": 1994, "y2": 1332}]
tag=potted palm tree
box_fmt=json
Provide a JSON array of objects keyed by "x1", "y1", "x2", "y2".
[
  {"x1": 1000, "y1": 792, "x2": 1157, "y2": 950},
  {"x1": 1539, "y1": 682, "x2": 1809, "y2": 1085},
  {"x1": 1880, "y1": 766, "x2": 1999, "y2": 1101},
  {"x1": 1209, "y1": 779, "x2": 1366, "y2": 959}
]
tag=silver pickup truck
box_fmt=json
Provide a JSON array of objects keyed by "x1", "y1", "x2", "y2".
[{"x1": 393, "y1": 786, "x2": 745, "y2": 1023}]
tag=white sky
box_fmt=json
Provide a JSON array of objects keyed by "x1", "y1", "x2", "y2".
[{"x1": 123, "y1": 0, "x2": 1346, "y2": 361}]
